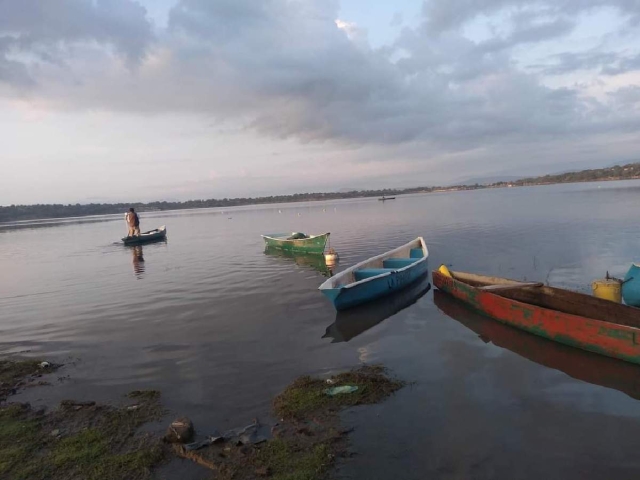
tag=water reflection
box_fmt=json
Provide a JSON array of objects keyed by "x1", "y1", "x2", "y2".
[
  {"x1": 263, "y1": 247, "x2": 334, "y2": 277},
  {"x1": 130, "y1": 245, "x2": 145, "y2": 279},
  {"x1": 323, "y1": 275, "x2": 431, "y2": 343},
  {"x1": 433, "y1": 290, "x2": 640, "y2": 400}
]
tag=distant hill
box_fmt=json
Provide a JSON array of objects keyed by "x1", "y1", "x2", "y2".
[
  {"x1": 2, "y1": 162, "x2": 640, "y2": 223},
  {"x1": 494, "y1": 162, "x2": 640, "y2": 187},
  {"x1": 457, "y1": 175, "x2": 522, "y2": 185}
]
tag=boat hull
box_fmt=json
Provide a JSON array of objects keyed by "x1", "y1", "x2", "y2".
[
  {"x1": 319, "y1": 237, "x2": 429, "y2": 310},
  {"x1": 622, "y1": 264, "x2": 640, "y2": 307},
  {"x1": 433, "y1": 290, "x2": 640, "y2": 400},
  {"x1": 261, "y1": 233, "x2": 329, "y2": 254},
  {"x1": 433, "y1": 270, "x2": 640, "y2": 365},
  {"x1": 329, "y1": 261, "x2": 428, "y2": 310},
  {"x1": 122, "y1": 226, "x2": 166, "y2": 245}
]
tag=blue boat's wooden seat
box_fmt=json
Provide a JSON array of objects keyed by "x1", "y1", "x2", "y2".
[
  {"x1": 354, "y1": 268, "x2": 394, "y2": 281},
  {"x1": 383, "y1": 258, "x2": 417, "y2": 269},
  {"x1": 410, "y1": 248, "x2": 424, "y2": 258}
]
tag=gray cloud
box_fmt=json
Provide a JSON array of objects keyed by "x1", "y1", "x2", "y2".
[
  {"x1": 0, "y1": 0, "x2": 153, "y2": 86},
  {"x1": 423, "y1": 0, "x2": 640, "y2": 34},
  {"x1": 1, "y1": 0, "x2": 640, "y2": 166},
  {"x1": 529, "y1": 49, "x2": 640, "y2": 76}
]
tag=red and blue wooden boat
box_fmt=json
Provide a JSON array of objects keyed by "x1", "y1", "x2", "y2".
[
  {"x1": 433, "y1": 290, "x2": 640, "y2": 400},
  {"x1": 433, "y1": 266, "x2": 640, "y2": 365}
]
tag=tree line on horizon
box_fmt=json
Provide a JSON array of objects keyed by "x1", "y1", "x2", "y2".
[{"x1": 2, "y1": 162, "x2": 639, "y2": 223}]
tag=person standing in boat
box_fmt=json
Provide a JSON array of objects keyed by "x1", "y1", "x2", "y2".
[{"x1": 125, "y1": 207, "x2": 140, "y2": 237}]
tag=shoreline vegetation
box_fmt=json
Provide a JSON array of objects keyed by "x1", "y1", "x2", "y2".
[
  {"x1": 1, "y1": 359, "x2": 404, "y2": 480},
  {"x1": 2, "y1": 162, "x2": 639, "y2": 223}
]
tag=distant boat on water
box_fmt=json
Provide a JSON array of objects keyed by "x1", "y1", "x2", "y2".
[
  {"x1": 379, "y1": 196, "x2": 396, "y2": 201},
  {"x1": 122, "y1": 226, "x2": 167, "y2": 245}
]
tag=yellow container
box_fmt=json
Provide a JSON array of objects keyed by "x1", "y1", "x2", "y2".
[
  {"x1": 592, "y1": 279, "x2": 622, "y2": 303},
  {"x1": 438, "y1": 264, "x2": 452, "y2": 277}
]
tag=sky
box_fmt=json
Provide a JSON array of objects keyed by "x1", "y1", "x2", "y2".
[{"x1": 2, "y1": 0, "x2": 640, "y2": 204}]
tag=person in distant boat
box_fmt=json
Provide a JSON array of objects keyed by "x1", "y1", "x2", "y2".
[{"x1": 125, "y1": 207, "x2": 140, "y2": 237}]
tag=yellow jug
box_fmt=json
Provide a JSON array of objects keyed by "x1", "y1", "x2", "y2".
[{"x1": 592, "y1": 278, "x2": 622, "y2": 303}]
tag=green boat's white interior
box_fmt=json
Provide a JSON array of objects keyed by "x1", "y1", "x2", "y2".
[{"x1": 320, "y1": 237, "x2": 428, "y2": 289}]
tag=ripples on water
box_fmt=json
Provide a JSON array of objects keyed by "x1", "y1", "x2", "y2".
[{"x1": 2, "y1": 181, "x2": 640, "y2": 479}]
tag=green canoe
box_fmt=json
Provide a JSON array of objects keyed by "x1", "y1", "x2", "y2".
[{"x1": 261, "y1": 232, "x2": 330, "y2": 254}]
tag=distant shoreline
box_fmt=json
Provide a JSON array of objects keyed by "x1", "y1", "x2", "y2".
[{"x1": 2, "y1": 163, "x2": 639, "y2": 223}]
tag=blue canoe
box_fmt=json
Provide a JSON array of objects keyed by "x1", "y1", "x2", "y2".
[
  {"x1": 318, "y1": 237, "x2": 429, "y2": 310},
  {"x1": 623, "y1": 263, "x2": 640, "y2": 307}
]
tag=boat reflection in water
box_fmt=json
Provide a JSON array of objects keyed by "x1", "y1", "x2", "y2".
[
  {"x1": 263, "y1": 247, "x2": 334, "y2": 277},
  {"x1": 323, "y1": 275, "x2": 431, "y2": 343},
  {"x1": 433, "y1": 290, "x2": 640, "y2": 400},
  {"x1": 130, "y1": 245, "x2": 145, "y2": 278}
]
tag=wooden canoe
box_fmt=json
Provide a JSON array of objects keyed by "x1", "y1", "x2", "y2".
[
  {"x1": 261, "y1": 232, "x2": 329, "y2": 254},
  {"x1": 433, "y1": 267, "x2": 640, "y2": 365},
  {"x1": 319, "y1": 237, "x2": 428, "y2": 310},
  {"x1": 122, "y1": 226, "x2": 167, "y2": 245},
  {"x1": 433, "y1": 290, "x2": 640, "y2": 400}
]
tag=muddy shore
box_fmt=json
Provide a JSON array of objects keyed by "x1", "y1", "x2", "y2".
[{"x1": 0, "y1": 359, "x2": 403, "y2": 480}]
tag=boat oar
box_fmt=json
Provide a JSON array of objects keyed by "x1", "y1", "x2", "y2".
[{"x1": 479, "y1": 282, "x2": 544, "y2": 291}]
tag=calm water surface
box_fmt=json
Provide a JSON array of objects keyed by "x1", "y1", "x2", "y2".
[{"x1": 2, "y1": 181, "x2": 640, "y2": 479}]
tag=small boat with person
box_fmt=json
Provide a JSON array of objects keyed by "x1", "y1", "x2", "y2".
[
  {"x1": 122, "y1": 226, "x2": 167, "y2": 245},
  {"x1": 319, "y1": 237, "x2": 428, "y2": 310},
  {"x1": 433, "y1": 266, "x2": 640, "y2": 365},
  {"x1": 378, "y1": 196, "x2": 396, "y2": 201},
  {"x1": 261, "y1": 232, "x2": 329, "y2": 255}
]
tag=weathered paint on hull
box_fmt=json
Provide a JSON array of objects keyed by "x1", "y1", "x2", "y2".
[
  {"x1": 262, "y1": 233, "x2": 328, "y2": 254},
  {"x1": 329, "y1": 261, "x2": 429, "y2": 310},
  {"x1": 434, "y1": 290, "x2": 640, "y2": 400},
  {"x1": 433, "y1": 271, "x2": 640, "y2": 365}
]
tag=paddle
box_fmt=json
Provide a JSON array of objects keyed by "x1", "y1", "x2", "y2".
[{"x1": 479, "y1": 282, "x2": 544, "y2": 291}]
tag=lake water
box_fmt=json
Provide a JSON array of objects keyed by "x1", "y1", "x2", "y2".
[{"x1": 2, "y1": 181, "x2": 640, "y2": 479}]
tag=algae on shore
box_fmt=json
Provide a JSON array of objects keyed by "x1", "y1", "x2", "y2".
[
  {"x1": 175, "y1": 365, "x2": 405, "y2": 480},
  {"x1": 0, "y1": 359, "x2": 167, "y2": 480},
  {"x1": 0, "y1": 359, "x2": 52, "y2": 401},
  {"x1": 1, "y1": 359, "x2": 405, "y2": 480},
  {"x1": 273, "y1": 364, "x2": 404, "y2": 420}
]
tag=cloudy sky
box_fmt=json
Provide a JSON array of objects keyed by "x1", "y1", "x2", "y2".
[{"x1": 2, "y1": 0, "x2": 640, "y2": 204}]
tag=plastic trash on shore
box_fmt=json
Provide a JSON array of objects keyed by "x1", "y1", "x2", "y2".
[
  {"x1": 39, "y1": 361, "x2": 51, "y2": 368},
  {"x1": 184, "y1": 419, "x2": 269, "y2": 451},
  {"x1": 324, "y1": 385, "x2": 358, "y2": 396}
]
